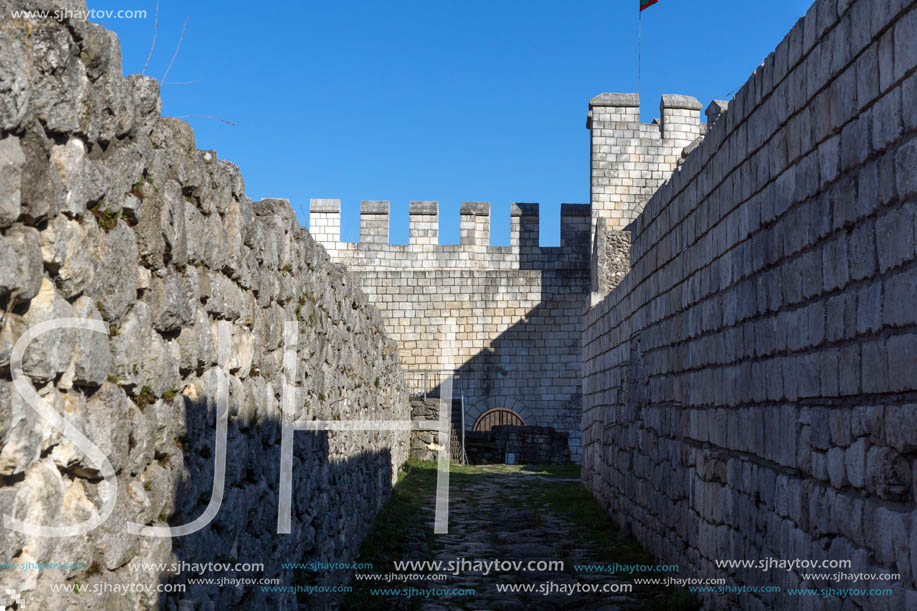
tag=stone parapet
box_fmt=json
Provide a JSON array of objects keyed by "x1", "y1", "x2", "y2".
[{"x1": 309, "y1": 200, "x2": 589, "y2": 270}]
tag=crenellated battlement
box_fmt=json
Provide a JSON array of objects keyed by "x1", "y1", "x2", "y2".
[
  {"x1": 585, "y1": 92, "x2": 702, "y2": 138},
  {"x1": 587, "y1": 93, "x2": 705, "y2": 232},
  {"x1": 309, "y1": 199, "x2": 590, "y2": 271}
]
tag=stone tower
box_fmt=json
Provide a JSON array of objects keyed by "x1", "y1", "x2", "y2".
[{"x1": 586, "y1": 93, "x2": 704, "y2": 299}]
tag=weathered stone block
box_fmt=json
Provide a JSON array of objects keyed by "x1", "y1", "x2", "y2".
[
  {"x1": 885, "y1": 405, "x2": 917, "y2": 452},
  {"x1": 0, "y1": 233, "x2": 17, "y2": 298},
  {"x1": 849, "y1": 221, "x2": 876, "y2": 280},
  {"x1": 904, "y1": 71, "x2": 917, "y2": 131},
  {"x1": 0, "y1": 379, "x2": 45, "y2": 476},
  {"x1": 54, "y1": 383, "x2": 131, "y2": 476},
  {"x1": 39, "y1": 215, "x2": 100, "y2": 300},
  {"x1": 827, "y1": 447, "x2": 848, "y2": 488},
  {"x1": 866, "y1": 445, "x2": 912, "y2": 500},
  {"x1": 5, "y1": 223, "x2": 42, "y2": 304},
  {"x1": 49, "y1": 138, "x2": 107, "y2": 217},
  {"x1": 21, "y1": 278, "x2": 76, "y2": 381},
  {"x1": 876, "y1": 206, "x2": 915, "y2": 272},
  {"x1": 856, "y1": 281, "x2": 883, "y2": 335},
  {"x1": 143, "y1": 273, "x2": 193, "y2": 333},
  {"x1": 894, "y1": 7, "x2": 917, "y2": 82},
  {"x1": 830, "y1": 410, "x2": 853, "y2": 447},
  {"x1": 822, "y1": 234, "x2": 850, "y2": 291},
  {"x1": 846, "y1": 437, "x2": 868, "y2": 488},
  {"x1": 811, "y1": 451, "x2": 828, "y2": 481},
  {"x1": 896, "y1": 139, "x2": 917, "y2": 198},
  {"x1": 840, "y1": 112, "x2": 872, "y2": 171},
  {"x1": 873, "y1": 86, "x2": 903, "y2": 151},
  {"x1": 884, "y1": 269, "x2": 917, "y2": 327},
  {"x1": 856, "y1": 43, "x2": 880, "y2": 111},
  {"x1": 861, "y1": 339, "x2": 890, "y2": 394},
  {"x1": 853, "y1": 405, "x2": 886, "y2": 444},
  {"x1": 0, "y1": 136, "x2": 24, "y2": 227},
  {"x1": 887, "y1": 333, "x2": 917, "y2": 392},
  {"x1": 70, "y1": 297, "x2": 111, "y2": 387}
]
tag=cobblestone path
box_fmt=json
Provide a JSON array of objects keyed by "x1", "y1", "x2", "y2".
[{"x1": 346, "y1": 461, "x2": 695, "y2": 611}]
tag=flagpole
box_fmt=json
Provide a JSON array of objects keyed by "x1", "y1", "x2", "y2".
[{"x1": 638, "y1": 9, "x2": 642, "y2": 104}]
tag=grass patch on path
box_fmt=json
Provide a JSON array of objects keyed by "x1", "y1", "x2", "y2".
[
  {"x1": 354, "y1": 458, "x2": 438, "y2": 563},
  {"x1": 342, "y1": 458, "x2": 438, "y2": 610}
]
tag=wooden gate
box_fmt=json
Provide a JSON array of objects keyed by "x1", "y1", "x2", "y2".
[{"x1": 472, "y1": 408, "x2": 524, "y2": 432}]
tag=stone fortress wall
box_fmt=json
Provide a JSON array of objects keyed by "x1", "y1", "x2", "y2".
[
  {"x1": 582, "y1": 0, "x2": 917, "y2": 608},
  {"x1": 309, "y1": 95, "x2": 706, "y2": 463},
  {"x1": 0, "y1": 5, "x2": 409, "y2": 609},
  {"x1": 311, "y1": 200, "x2": 592, "y2": 461}
]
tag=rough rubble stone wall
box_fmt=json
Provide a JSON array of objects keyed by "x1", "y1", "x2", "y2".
[
  {"x1": 590, "y1": 218, "x2": 632, "y2": 303},
  {"x1": 311, "y1": 200, "x2": 591, "y2": 462},
  {"x1": 491, "y1": 425, "x2": 571, "y2": 465},
  {"x1": 465, "y1": 425, "x2": 571, "y2": 465},
  {"x1": 410, "y1": 397, "x2": 440, "y2": 461},
  {"x1": 408, "y1": 397, "x2": 463, "y2": 462},
  {"x1": 464, "y1": 427, "x2": 570, "y2": 465},
  {"x1": 0, "y1": 5, "x2": 409, "y2": 609},
  {"x1": 582, "y1": 0, "x2": 917, "y2": 609}
]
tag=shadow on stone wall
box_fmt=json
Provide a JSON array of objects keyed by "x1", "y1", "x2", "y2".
[
  {"x1": 159, "y1": 393, "x2": 395, "y2": 609},
  {"x1": 419, "y1": 261, "x2": 590, "y2": 463}
]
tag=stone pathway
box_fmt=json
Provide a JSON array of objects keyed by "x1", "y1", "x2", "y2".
[
  {"x1": 346, "y1": 462, "x2": 692, "y2": 610},
  {"x1": 418, "y1": 465, "x2": 634, "y2": 610}
]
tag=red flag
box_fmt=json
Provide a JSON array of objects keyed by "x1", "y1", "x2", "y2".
[{"x1": 640, "y1": 0, "x2": 659, "y2": 10}]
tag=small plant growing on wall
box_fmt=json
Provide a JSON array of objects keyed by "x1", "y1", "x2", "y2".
[{"x1": 135, "y1": 385, "x2": 156, "y2": 409}]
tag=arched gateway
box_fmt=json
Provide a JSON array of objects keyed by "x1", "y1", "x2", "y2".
[{"x1": 472, "y1": 408, "x2": 525, "y2": 432}]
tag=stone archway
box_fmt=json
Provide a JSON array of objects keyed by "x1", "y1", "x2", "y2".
[
  {"x1": 466, "y1": 398, "x2": 537, "y2": 431},
  {"x1": 472, "y1": 408, "x2": 524, "y2": 432}
]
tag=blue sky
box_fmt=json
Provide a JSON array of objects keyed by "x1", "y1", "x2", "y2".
[{"x1": 90, "y1": 0, "x2": 812, "y2": 246}]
